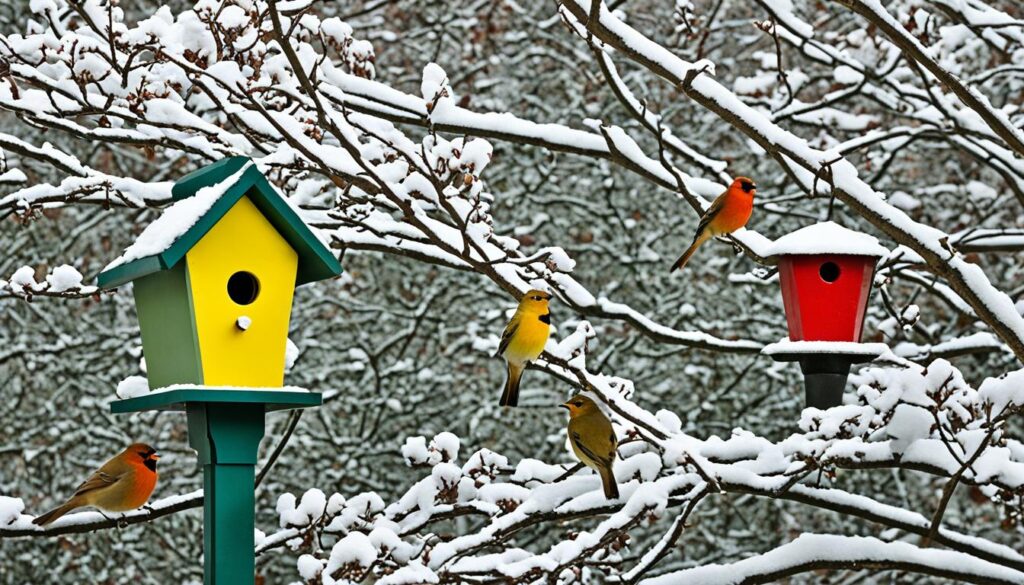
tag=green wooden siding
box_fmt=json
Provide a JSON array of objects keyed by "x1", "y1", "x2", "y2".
[{"x1": 133, "y1": 262, "x2": 204, "y2": 388}]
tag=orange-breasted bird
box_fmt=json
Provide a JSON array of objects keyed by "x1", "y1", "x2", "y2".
[
  {"x1": 670, "y1": 177, "x2": 756, "y2": 271},
  {"x1": 496, "y1": 289, "x2": 552, "y2": 407},
  {"x1": 32, "y1": 443, "x2": 160, "y2": 526},
  {"x1": 562, "y1": 395, "x2": 619, "y2": 499}
]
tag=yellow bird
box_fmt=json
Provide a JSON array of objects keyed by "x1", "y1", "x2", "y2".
[
  {"x1": 496, "y1": 289, "x2": 552, "y2": 407},
  {"x1": 562, "y1": 395, "x2": 619, "y2": 499},
  {"x1": 33, "y1": 443, "x2": 160, "y2": 526}
]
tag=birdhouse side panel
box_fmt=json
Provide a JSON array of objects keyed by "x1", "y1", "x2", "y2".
[
  {"x1": 133, "y1": 263, "x2": 204, "y2": 389},
  {"x1": 778, "y1": 255, "x2": 876, "y2": 342},
  {"x1": 186, "y1": 195, "x2": 299, "y2": 387}
]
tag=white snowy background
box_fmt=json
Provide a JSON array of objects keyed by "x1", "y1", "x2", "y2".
[{"x1": 1, "y1": 0, "x2": 1024, "y2": 583}]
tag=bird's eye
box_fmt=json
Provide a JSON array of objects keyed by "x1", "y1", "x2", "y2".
[{"x1": 574, "y1": 401, "x2": 583, "y2": 407}]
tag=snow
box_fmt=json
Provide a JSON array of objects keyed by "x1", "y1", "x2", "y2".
[
  {"x1": 641, "y1": 534, "x2": 1024, "y2": 585},
  {"x1": 103, "y1": 161, "x2": 252, "y2": 271},
  {"x1": 762, "y1": 340, "x2": 889, "y2": 358},
  {"x1": 463, "y1": 449, "x2": 510, "y2": 477},
  {"x1": 276, "y1": 492, "x2": 303, "y2": 527},
  {"x1": 325, "y1": 532, "x2": 377, "y2": 569},
  {"x1": 458, "y1": 139, "x2": 493, "y2": 175},
  {"x1": 886, "y1": 404, "x2": 934, "y2": 453},
  {"x1": 296, "y1": 554, "x2": 322, "y2": 580},
  {"x1": 9, "y1": 266, "x2": 36, "y2": 289},
  {"x1": 401, "y1": 436, "x2": 429, "y2": 465},
  {"x1": 421, "y1": 63, "x2": 449, "y2": 106},
  {"x1": 45, "y1": 264, "x2": 84, "y2": 292},
  {"x1": 431, "y1": 462, "x2": 462, "y2": 490},
  {"x1": 0, "y1": 168, "x2": 27, "y2": 183},
  {"x1": 978, "y1": 368, "x2": 1024, "y2": 412},
  {"x1": 116, "y1": 376, "x2": 150, "y2": 399},
  {"x1": 766, "y1": 221, "x2": 888, "y2": 257},
  {"x1": 833, "y1": 65, "x2": 865, "y2": 85},
  {"x1": 284, "y1": 338, "x2": 299, "y2": 371},
  {"x1": 378, "y1": 564, "x2": 439, "y2": 585},
  {"x1": 298, "y1": 488, "x2": 327, "y2": 520},
  {"x1": 431, "y1": 432, "x2": 460, "y2": 462},
  {"x1": 28, "y1": 0, "x2": 57, "y2": 14},
  {"x1": 0, "y1": 496, "x2": 24, "y2": 525}
]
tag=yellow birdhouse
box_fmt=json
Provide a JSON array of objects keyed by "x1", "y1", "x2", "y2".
[{"x1": 97, "y1": 157, "x2": 342, "y2": 389}]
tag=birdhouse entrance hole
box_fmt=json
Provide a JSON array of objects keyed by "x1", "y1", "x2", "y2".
[
  {"x1": 819, "y1": 261, "x2": 840, "y2": 283},
  {"x1": 227, "y1": 271, "x2": 260, "y2": 305}
]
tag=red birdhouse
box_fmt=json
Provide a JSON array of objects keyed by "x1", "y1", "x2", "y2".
[
  {"x1": 765, "y1": 222, "x2": 889, "y2": 409},
  {"x1": 772, "y1": 222, "x2": 887, "y2": 341},
  {"x1": 779, "y1": 255, "x2": 877, "y2": 342}
]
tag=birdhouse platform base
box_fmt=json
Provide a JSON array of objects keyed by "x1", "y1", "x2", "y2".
[
  {"x1": 110, "y1": 387, "x2": 321, "y2": 413},
  {"x1": 111, "y1": 387, "x2": 322, "y2": 585},
  {"x1": 763, "y1": 341, "x2": 888, "y2": 409}
]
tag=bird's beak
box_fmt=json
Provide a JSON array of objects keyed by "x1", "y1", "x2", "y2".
[
  {"x1": 559, "y1": 403, "x2": 570, "y2": 410},
  {"x1": 150, "y1": 454, "x2": 161, "y2": 461}
]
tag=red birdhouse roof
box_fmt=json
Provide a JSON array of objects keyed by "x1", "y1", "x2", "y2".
[{"x1": 768, "y1": 221, "x2": 888, "y2": 258}]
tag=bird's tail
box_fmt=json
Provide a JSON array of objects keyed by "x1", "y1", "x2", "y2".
[
  {"x1": 499, "y1": 362, "x2": 525, "y2": 407},
  {"x1": 670, "y1": 231, "x2": 711, "y2": 272},
  {"x1": 599, "y1": 465, "x2": 619, "y2": 499},
  {"x1": 32, "y1": 501, "x2": 78, "y2": 526}
]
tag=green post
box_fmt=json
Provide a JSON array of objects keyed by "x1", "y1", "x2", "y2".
[{"x1": 188, "y1": 402, "x2": 265, "y2": 584}]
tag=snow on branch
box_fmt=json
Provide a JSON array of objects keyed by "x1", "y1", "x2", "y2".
[
  {"x1": 640, "y1": 533, "x2": 1024, "y2": 585},
  {"x1": 832, "y1": 0, "x2": 1024, "y2": 159},
  {"x1": 0, "y1": 265, "x2": 99, "y2": 300}
]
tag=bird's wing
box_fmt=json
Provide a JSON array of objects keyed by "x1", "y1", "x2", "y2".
[
  {"x1": 571, "y1": 430, "x2": 614, "y2": 468},
  {"x1": 495, "y1": 315, "x2": 520, "y2": 358},
  {"x1": 694, "y1": 191, "x2": 727, "y2": 238},
  {"x1": 72, "y1": 470, "x2": 125, "y2": 498}
]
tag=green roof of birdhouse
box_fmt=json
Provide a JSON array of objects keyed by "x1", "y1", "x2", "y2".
[{"x1": 96, "y1": 157, "x2": 341, "y2": 289}]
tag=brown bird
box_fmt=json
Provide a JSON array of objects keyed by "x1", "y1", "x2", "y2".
[
  {"x1": 33, "y1": 443, "x2": 160, "y2": 526},
  {"x1": 562, "y1": 395, "x2": 619, "y2": 499},
  {"x1": 671, "y1": 176, "x2": 756, "y2": 271}
]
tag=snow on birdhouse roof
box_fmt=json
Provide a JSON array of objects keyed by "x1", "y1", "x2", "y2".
[
  {"x1": 97, "y1": 157, "x2": 341, "y2": 289},
  {"x1": 103, "y1": 161, "x2": 252, "y2": 274},
  {"x1": 767, "y1": 221, "x2": 888, "y2": 258}
]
